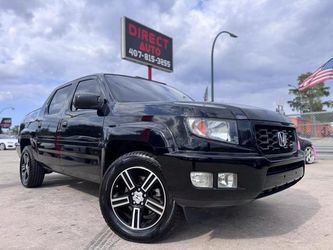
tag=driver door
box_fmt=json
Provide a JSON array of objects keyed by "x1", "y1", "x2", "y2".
[{"x1": 59, "y1": 77, "x2": 105, "y2": 183}]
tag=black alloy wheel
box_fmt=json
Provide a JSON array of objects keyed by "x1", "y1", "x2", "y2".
[
  {"x1": 99, "y1": 152, "x2": 180, "y2": 243},
  {"x1": 110, "y1": 166, "x2": 166, "y2": 230},
  {"x1": 20, "y1": 146, "x2": 45, "y2": 187},
  {"x1": 20, "y1": 151, "x2": 31, "y2": 186}
]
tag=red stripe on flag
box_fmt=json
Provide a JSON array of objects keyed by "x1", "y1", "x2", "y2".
[
  {"x1": 303, "y1": 71, "x2": 333, "y2": 86},
  {"x1": 298, "y1": 58, "x2": 333, "y2": 91},
  {"x1": 299, "y1": 69, "x2": 333, "y2": 90},
  {"x1": 310, "y1": 69, "x2": 333, "y2": 81},
  {"x1": 303, "y1": 74, "x2": 333, "y2": 89},
  {"x1": 299, "y1": 73, "x2": 333, "y2": 91}
]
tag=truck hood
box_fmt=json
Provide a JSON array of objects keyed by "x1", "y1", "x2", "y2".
[{"x1": 113, "y1": 101, "x2": 291, "y2": 123}]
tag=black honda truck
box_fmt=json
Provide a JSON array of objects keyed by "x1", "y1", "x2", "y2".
[{"x1": 18, "y1": 74, "x2": 305, "y2": 242}]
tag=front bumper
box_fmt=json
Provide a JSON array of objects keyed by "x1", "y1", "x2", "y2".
[
  {"x1": 5, "y1": 144, "x2": 16, "y2": 149},
  {"x1": 158, "y1": 150, "x2": 305, "y2": 207}
]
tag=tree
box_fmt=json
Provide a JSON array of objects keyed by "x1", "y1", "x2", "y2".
[
  {"x1": 288, "y1": 72, "x2": 332, "y2": 113},
  {"x1": 10, "y1": 125, "x2": 20, "y2": 135}
]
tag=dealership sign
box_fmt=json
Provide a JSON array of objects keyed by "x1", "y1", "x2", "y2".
[
  {"x1": 121, "y1": 17, "x2": 173, "y2": 72},
  {"x1": 0, "y1": 117, "x2": 12, "y2": 128}
]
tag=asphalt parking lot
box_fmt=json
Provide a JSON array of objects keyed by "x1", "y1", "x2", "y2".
[{"x1": 0, "y1": 150, "x2": 332, "y2": 250}]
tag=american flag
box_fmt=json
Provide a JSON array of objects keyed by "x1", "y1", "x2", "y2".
[{"x1": 298, "y1": 58, "x2": 333, "y2": 91}]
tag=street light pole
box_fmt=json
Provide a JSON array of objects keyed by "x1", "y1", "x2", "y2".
[{"x1": 211, "y1": 31, "x2": 237, "y2": 102}]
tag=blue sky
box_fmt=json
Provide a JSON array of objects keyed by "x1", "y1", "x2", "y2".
[{"x1": 1, "y1": 0, "x2": 333, "y2": 126}]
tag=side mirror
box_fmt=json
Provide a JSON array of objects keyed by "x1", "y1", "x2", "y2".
[{"x1": 73, "y1": 94, "x2": 105, "y2": 110}]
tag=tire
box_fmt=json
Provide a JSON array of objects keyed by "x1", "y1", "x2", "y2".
[
  {"x1": 0, "y1": 143, "x2": 5, "y2": 150},
  {"x1": 20, "y1": 146, "x2": 45, "y2": 187},
  {"x1": 99, "y1": 151, "x2": 181, "y2": 243},
  {"x1": 304, "y1": 146, "x2": 315, "y2": 164}
]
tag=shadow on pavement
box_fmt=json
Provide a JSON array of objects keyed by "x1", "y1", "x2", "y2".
[
  {"x1": 42, "y1": 173, "x2": 99, "y2": 197},
  {"x1": 164, "y1": 189, "x2": 320, "y2": 242},
  {"x1": 40, "y1": 174, "x2": 320, "y2": 242}
]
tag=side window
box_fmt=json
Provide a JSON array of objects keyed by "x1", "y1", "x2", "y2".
[
  {"x1": 48, "y1": 85, "x2": 72, "y2": 115},
  {"x1": 71, "y1": 79, "x2": 101, "y2": 111}
]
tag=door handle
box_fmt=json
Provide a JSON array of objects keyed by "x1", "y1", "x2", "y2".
[{"x1": 61, "y1": 121, "x2": 68, "y2": 128}]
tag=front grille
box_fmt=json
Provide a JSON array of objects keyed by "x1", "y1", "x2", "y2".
[{"x1": 255, "y1": 125, "x2": 296, "y2": 154}]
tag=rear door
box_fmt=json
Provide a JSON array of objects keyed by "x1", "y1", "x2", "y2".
[
  {"x1": 59, "y1": 77, "x2": 105, "y2": 183},
  {"x1": 36, "y1": 84, "x2": 74, "y2": 172}
]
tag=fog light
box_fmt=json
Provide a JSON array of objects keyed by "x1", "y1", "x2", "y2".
[
  {"x1": 190, "y1": 172, "x2": 213, "y2": 188},
  {"x1": 218, "y1": 173, "x2": 237, "y2": 188}
]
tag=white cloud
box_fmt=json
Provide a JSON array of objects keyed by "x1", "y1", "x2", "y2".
[
  {"x1": 0, "y1": 91, "x2": 13, "y2": 102},
  {"x1": 0, "y1": 0, "x2": 333, "y2": 125}
]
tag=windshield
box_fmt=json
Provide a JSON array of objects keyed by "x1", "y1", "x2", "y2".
[{"x1": 105, "y1": 75, "x2": 193, "y2": 102}]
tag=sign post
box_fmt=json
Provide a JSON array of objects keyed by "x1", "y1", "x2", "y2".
[
  {"x1": 148, "y1": 65, "x2": 152, "y2": 80},
  {"x1": 121, "y1": 17, "x2": 173, "y2": 80}
]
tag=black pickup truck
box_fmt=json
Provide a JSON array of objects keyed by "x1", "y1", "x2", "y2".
[{"x1": 18, "y1": 74, "x2": 305, "y2": 242}]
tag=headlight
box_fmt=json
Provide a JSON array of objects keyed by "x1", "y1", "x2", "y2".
[{"x1": 186, "y1": 118, "x2": 239, "y2": 144}]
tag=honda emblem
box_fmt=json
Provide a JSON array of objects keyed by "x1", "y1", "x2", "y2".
[{"x1": 277, "y1": 131, "x2": 287, "y2": 147}]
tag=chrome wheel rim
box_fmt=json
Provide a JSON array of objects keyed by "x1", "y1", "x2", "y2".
[
  {"x1": 0, "y1": 144, "x2": 5, "y2": 150},
  {"x1": 305, "y1": 147, "x2": 315, "y2": 164},
  {"x1": 21, "y1": 152, "x2": 30, "y2": 184},
  {"x1": 110, "y1": 166, "x2": 166, "y2": 231}
]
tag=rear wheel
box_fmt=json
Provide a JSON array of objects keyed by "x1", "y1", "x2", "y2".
[
  {"x1": 20, "y1": 146, "x2": 45, "y2": 187},
  {"x1": 99, "y1": 152, "x2": 180, "y2": 243},
  {"x1": 305, "y1": 146, "x2": 315, "y2": 164},
  {"x1": 0, "y1": 143, "x2": 5, "y2": 150}
]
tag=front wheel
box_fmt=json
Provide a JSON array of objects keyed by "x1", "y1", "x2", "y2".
[
  {"x1": 0, "y1": 143, "x2": 5, "y2": 150},
  {"x1": 99, "y1": 152, "x2": 180, "y2": 243}
]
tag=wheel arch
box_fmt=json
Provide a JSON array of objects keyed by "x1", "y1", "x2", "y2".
[
  {"x1": 19, "y1": 128, "x2": 38, "y2": 156},
  {"x1": 102, "y1": 123, "x2": 176, "y2": 176},
  {"x1": 20, "y1": 137, "x2": 31, "y2": 153}
]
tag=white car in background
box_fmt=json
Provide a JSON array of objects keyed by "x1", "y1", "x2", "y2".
[{"x1": 0, "y1": 135, "x2": 18, "y2": 150}]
